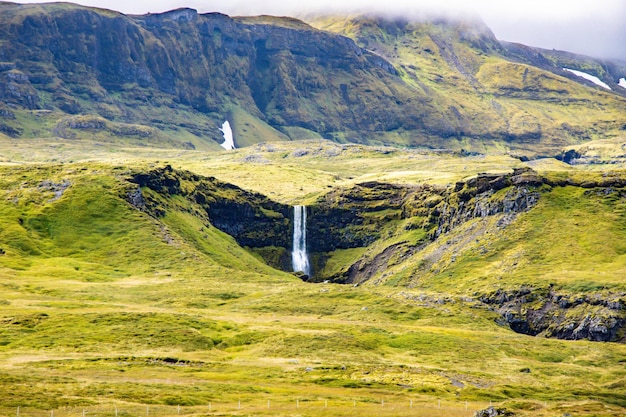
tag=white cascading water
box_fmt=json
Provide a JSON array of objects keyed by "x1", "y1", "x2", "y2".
[
  {"x1": 292, "y1": 205, "x2": 311, "y2": 276},
  {"x1": 219, "y1": 120, "x2": 236, "y2": 150}
]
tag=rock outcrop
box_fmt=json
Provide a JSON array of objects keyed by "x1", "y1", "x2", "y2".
[
  {"x1": 309, "y1": 168, "x2": 545, "y2": 282},
  {"x1": 481, "y1": 287, "x2": 626, "y2": 342},
  {"x1": 474, "y1": 406, "x2": 515, "y2": 417},
  {"x1": 129, "y1": 166, "x2": 292, "y2": 269}
]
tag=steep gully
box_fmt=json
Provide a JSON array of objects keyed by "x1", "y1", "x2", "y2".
[{"x1": 129, "y1": 166, "x2": 625, "y2": 342}]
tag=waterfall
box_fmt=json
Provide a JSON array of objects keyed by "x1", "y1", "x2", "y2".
[
  {"x1": 219, "y1": 120, "x2": 236, "y2": 150},
  {"x1": 292, "y1": 205, "x2": 311, "y2": 276}
]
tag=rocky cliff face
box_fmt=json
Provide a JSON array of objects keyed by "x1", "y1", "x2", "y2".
[
  {"x1": 305, "y1": 168, "x2": 546, "y2": 282},
  {"x1": 308, "y1": 182, "x2": 411, "y2": 252},
  {"x1": 127, "y1": 167, "x2": 546, "y2": 278},
  {"x1": 1, "y1": 3, "x2": 625, "y2": 152},
  {"x1": 0, "y1": 3, "x2": 435, "y2": 145},
  {"x1": 129, "y1": 166, "x2": 292, "y2": 269}
]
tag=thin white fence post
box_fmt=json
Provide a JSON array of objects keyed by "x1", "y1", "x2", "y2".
[
  {"x1": 177, "y1": 404, "x2": 180, "y2": 414},
  {"x1": 115, "y1": 407, "x2": 118, "y2": 417},
  {"x1": 16, "y1": 406, "x2": 19, "y2": 417},
  {"x1": 438, "y1": 399, "x2": 441, "y2": 409},
  {"x1": 324, "y1": 399, "x2": 327, "y2": 408},
  {"x1": 208, "y1": 402, "x2": 211, "y2": 411},
  {"x1": 296, "y1": 399, "x2": 299, "y2": 409},
  {"x1": 353, "y1": 399, "x2": 356, "y2": 407},
  {"x1": 238, "y1": 400, "x2": 241, "y2": 410},
  {"x1": 267, "y1": 399, "x2": 270, "y2": 409},
  {"x1": 410, "y1": 399, "x2": 413, "y2": 408},
  {"x1": 381, "y1": 399, "x2": 384, "y2": 407},
  {"x1": 465, "y1": 401, "x2": 468, "y2": 410}
]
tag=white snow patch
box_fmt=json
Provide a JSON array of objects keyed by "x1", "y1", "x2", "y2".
[
  {"x1": 219, "y1": 120, "x2": 236, "y2": 150},
  {"x1": 563, "y1": 68, "x2": 612, "y2": 90},
  {"x1": 619, "y1": 78, "x2": 626, "y2": 89}
]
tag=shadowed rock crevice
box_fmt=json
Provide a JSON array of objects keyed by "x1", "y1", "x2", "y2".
[{"x1": 128, "y1": 166, "x2": 293, "y2": 269}]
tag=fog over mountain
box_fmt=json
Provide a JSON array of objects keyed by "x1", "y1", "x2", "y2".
[{"x1": 16, "y1": 0, "x2": 626, "y2": 60}]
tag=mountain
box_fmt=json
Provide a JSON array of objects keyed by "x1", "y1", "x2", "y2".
[
  {"x1": 1, "y1": 4, "x2": 626, "y2": 414},
  {"x1": 0, "y1": 2, "x2": 625, "y2": 154},
  {"x1": 307, "y1": 15, "x2": 626, "y2": 154}
]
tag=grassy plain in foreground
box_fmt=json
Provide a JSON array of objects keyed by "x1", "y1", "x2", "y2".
[{"x1": 0, "y1": 139, "x2": 625, "y2": 416}]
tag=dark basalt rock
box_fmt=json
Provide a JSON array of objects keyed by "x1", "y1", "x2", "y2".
[
  {"x1": 129, "y1": 166, "x2": 291, "y2": 255},
  {"x1": 556, "y1": 149, "x2": 583, "y2": 165},
  {"x1": 474, "y1": 406, "x2": 515, "y2": 417},
  {"x1": 481, "y1": 288, "x2": 626, "y2": 342},
  {"x1": 131, "y1": 165, "x2": 182, "y2": 195}
]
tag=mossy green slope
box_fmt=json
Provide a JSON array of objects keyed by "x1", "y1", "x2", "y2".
[
  {"x1": 309, "y1": 168, "x2": 626, "y2": 345},
  {"x1": 307, "y1": 15, "x2": 626, "y2": 154},
  {"x1": 0, "y1": 164, "x2": 280, "y2": 277},
  {"x1": 358, "y1": 177, "x2": 626, "y2": 295},
  {"x1": 0, "y1": 160, "x2": 625, "y2": 416},
  {"x1": 1, "y1": 3, "x2": 625, "y2": 154}
]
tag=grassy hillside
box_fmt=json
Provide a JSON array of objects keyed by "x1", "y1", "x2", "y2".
[
  {"x1": 346, "y1": 175, "x2": 626, "y2": 296},
  {"x1": 1, "y1": 6, "x2": 625, "y2": 416},
  {"x1": 0, "y1": 142, "x2": 625, "y2": 415},
  {"x1": 1, "y1": 3, "x2": 625, "y2": 154},
  {"x1": 307, "y1": 15, "x2": 626, "y2": 155}
]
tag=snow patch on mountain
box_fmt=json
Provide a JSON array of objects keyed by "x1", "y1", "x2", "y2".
[
  {"x1": 619, "y1": 78, "x2": 626, "y2": 89},
  {"x1": 563, "y1": 68, "x2": 611, "y2": 90}
]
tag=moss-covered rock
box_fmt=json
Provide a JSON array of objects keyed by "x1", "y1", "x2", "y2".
[
  {"x1": 130, "y1": 166, "x2": 291, "y2": 259},
  {"x1": 481, "y1": 287, "x2": 626, "y2": 342}
]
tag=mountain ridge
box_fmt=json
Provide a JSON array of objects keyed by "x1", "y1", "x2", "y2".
[{"x1": 1, "y1": 2, "x2": 625, "y2": 155}]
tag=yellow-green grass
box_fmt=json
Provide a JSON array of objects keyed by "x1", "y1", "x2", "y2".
[
  {"x1": 564, "y1": 134, "x2": 626, "y2": 162},
  {"x1": 2, "y1": 135, "x2": 624, "y2": 204},
  {"x1": 0, "y1": 146, "x2": 625, "y2": 415},
  {"x1": 373, "y1": 185, "x2": 626, "y2": 295},
  {"x1": 308, "y1": 16, "x2": 626, "y2": 154},
  {"x1": 0, "y1": 136, "x2": 524, "y2": 203}
]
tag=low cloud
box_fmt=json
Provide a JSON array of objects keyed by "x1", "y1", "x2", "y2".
[{"x1": 19, "y1": 0, "x2": 626, "y2": 59}]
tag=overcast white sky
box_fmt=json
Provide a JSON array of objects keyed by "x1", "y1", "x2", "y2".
[{"x1": 17, "y1": 0, "x2": 626, "y2": 60}]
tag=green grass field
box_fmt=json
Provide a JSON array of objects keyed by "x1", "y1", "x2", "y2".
[{"x1": 0, "y1": 138, "x2": 625, "y2": 416}]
